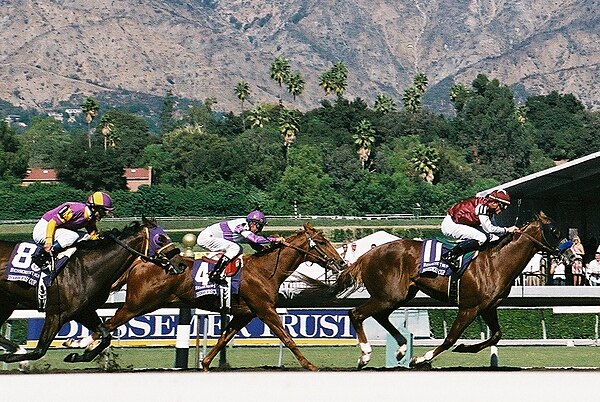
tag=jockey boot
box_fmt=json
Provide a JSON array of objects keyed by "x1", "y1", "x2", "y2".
[
  {"x1": 32, "y1": 248, "x2": 53, "y2": 272},
  {"x1": 441, "y1": 239, "x2": 479, "y2": 273},
  {"x1": 208, "y1": 255, "x2": 230, "y2": 286}
]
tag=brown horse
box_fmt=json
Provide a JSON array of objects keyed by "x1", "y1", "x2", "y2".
[
  {"x1": 64, "y1": 223, "x2": 345, "y2": 370},
  {"x1": 302, "y1": 212, "x2": 564, "y2": 368},
  {"x1": 0, "y1": 217, "x2": 180, "y2": 363}
]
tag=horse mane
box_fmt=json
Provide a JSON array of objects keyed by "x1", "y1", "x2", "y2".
[
  {"x1": 77, "y1": 221, "x2": 144, "y2": 250},
  {"x1": 484, "y1": 211, "x2": 549, "y2": 253},
  {"x1": 252, "y1": 223, "x2": 319, "y2": 257}
]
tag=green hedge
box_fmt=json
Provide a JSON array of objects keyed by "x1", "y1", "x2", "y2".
[{"x1": 428, "y1": 309, "x2": 598, "y2": 339}]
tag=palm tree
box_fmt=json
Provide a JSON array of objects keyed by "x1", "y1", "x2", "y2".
[
  {"x1": 99, "y1": 114, "x2": 117, "y2": 150},
  {"x1": 402, "y1": 86, "x2": 421, "y2": 113},
  {"x1": 235, "y1": 80, "x2": 250, "y2": 130},
  {"x1": 352, "y1": 119, "x2": 375, "y2": 168},
  {"x1": 286, "y1": 71, "x2": 305, "y2": 101},
  {"x1": 81, "y1": 96, "x2": 99, "y2": 148},
  {"x1": 449, "y1": 83, "x2": 470, "y2": 112},
  {"x1": 411, "y1": 144, "x2": 440, "y2": 184},
  {"x1": 319, "y1": 70, "x2": 335, "y2": 97},
  {"x1": 331, "y1": 62, "x2": 348, "y2": 98},
  {"x1": 413, "y1": 72, "x2": 429, "y2": 94},
  {"x1": 279, "y1": 108, "x2": 300, "y2": 157},
  {"x1": 514, "y1": 105, "x2": 528, "y2": 125},
  {"x1": 270, "y1": 56, "x2": 290, "y2": 85},
  {"x1": 374, "y1": 93, "x2": 397, "y2": 115},
  {"x1": 248, "y1": 105, "x2": 270, "y2": 129}
]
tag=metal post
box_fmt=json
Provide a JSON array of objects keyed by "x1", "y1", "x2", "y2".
[
  {"x1": 490, "y1": 345, "x2": 499, "y2": 367},
  {"x1": 218, "y1": 310, "x2": 229, "y2": 368},
  {"x1": 175, "y1": 308, "x2": 192, "y2": 369},
  {"x1": 539, "y1": 309, "x2": 547, "y2": 340}
]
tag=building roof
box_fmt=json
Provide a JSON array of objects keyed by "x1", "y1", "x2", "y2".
[
  {"x1": 124, "y1": 167, "x2": 151, "y2": 180},
  {"x1": 23, "y1": 168, "x2": 58, "y2": 181},
  {"x1": 478, "y1": 150, "x2": 600, "y2": 202}
]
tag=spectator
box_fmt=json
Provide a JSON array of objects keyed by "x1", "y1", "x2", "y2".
[
  {"x1": 586, "y1": 247, "x2": 600, "y2": 286},
  {"x1": 523, "y1": 252, "x2": 543, "y2": 286},
  {"x1": 571, "y1": 255, "x2": 584, "y2": 286},
  {"x1": 571, "y1": 236, "x2": 585, "y2": 259},
  {"x1": 345, "y1": 242, "x2": 358, "y2": 265},
  {"x1": 550, "y1": 257, "x2": 566, "y2": 286},
  {"x1": 340, "y1": 243, "x2": 348, "y2": 263},
  {"x1": 371, "y1": 243, "x2": 377, "y2": 249}
]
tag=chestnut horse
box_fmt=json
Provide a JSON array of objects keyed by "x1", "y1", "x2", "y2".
[
  {"x1": 0, "y1": 217, "x2": 180, "y2": 363},
  {"x1": 64, "y1": 223, "x2": 345, "y2": 370},
  {"x1": 302, "y1": 212, "x2": 564, "y2": 368}
]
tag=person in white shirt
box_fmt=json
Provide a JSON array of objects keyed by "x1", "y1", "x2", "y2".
[{"x1": 586, "y1": 247, "x2": 600, "y2": 286}]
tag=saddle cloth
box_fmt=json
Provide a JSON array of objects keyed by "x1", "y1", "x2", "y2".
[
  {"x1": 419, "y1": 239, "x2": 476, "y2": 277},
  {"x1": 191, "y1": 252, "x2": 243, "y2": 298},
  {"x1": 4, "y1": 241, "x2": 73, "y2": 286}
]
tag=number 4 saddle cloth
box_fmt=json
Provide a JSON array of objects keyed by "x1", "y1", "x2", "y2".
[
  {"x1": 4, "y1": 241, "x2": 73, "y2": 287},
  {"x1": 191, "y1": 252, "x2": 243, "y2": 298}
]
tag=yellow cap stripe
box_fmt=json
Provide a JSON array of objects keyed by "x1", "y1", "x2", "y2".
[{"x1": 92, "y1": 192, "x2": 103, "y2": 205}]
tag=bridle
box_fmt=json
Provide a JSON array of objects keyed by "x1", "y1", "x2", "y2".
[
  {"x1": 280, "y1": 232, "x2": 342, "y2": 273},
  {"x1": 107, "y1": 226, "x2": 180, "y2": 272},
  {"x1": 515, "y1": 220, "x2": 560, "y2": 255}
]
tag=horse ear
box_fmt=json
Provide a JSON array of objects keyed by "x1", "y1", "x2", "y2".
[
  {"x1": 141, "y1": 215, "x2": 157, "y2": 227},
  {"x1": 537, "y1": 211, "x2": 551, "y2": 224},
  {"x1": 303, "y1": 222, "x2": 315, "y2": 231}
]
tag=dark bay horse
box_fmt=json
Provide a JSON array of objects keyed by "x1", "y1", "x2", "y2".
[
  {"x1": 303, "y1": 212, "x2": 563, "y2": 368},
  {"x1": 0, "y1": 217, "x2": 180, "y2": 363},
  {"x1": 65, "y1": 223, "x2": 345, "y2": 370}
]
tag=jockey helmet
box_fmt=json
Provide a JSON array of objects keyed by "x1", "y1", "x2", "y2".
[
  {"x1": 487, "y1": 189, "x2": 511, "y2": 207},
  {"x1": 87, "y1": 191, "x2": 114, "y2": 211},
  {"x1": 246, "y1": 210, "x2": 267, "y2": 226}
]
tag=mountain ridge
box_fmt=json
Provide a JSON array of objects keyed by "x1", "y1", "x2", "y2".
[{"x1": 1, "y1": 0, "x2": 598, "y2": 113}]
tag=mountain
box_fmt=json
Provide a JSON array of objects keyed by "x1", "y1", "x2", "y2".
[{"x1": 1, "y1": 0, "x2": 598, "y2": 115}]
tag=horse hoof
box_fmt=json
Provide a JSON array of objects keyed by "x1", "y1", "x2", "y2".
[
  {"x1": 64, "y1": 353, "x2": 80, "y2": 363},
  {"x1": 357, "y1": 354, "x2": 371, "y2": 369},
  {"x1": 396, "y1": 344, "x2": 408, "y2": 361},
  {"x1": 307, "y1": 364, "x2": 318, "y2": 371}
]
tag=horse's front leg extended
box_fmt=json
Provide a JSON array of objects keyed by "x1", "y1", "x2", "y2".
[
  {"x1": 411, "y1": 307, "x2": 478, "y2": 367},
  {"x1": 257, "y1": 308, "x2": 317, "y2": 371},
  {"x1": 202, "y1": 314, "x2": 253, "y2": 372},
  {"x1": 453, "y1": 308, "x2": 502, "y2": 353}
]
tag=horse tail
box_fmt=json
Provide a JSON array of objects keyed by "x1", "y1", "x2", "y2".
[{"x1": 294, "y1": 259, "x2": 365, "y2": 302}]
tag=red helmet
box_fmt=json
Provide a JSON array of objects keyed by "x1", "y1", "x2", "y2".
[{"x1": 487, "y1": 189, "x2": 511, "y2": 206}]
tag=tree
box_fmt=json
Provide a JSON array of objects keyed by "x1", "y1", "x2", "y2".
[
  {"x1": 410, "y1": 144, "x2": 440, "y2": 184},
  {"x1": 352, "y1": 119, "x2": 376, "y2": 169},
  {"x1": 374, "y1": 93, "x2": 397, "y2": 115},
  {"x1": 0, "y1": 121, "x2": 27, "y2": 179},
  {"x1": 234, "y1": 80, "x2": 250, "y2": 130},
  {"x1": 20, "y1": 117, "x2": 73, "y2": 168},
  {"x1": 331, "y1": 62, "x2": 348, "y2": 98},
  {"x1": 159, "y1": 90, "x2": 176, "y2": 135},
  {"x1": 402, "y1": 86, "x2": 422, "y2": 113},
  {"x1": 248, "y1": 105, "x2": 270, "y2": 129},
  {"x1": 449, "y1": 83, "x2": 471, "y2": 113},
  {"x1": 99, "y1": 114, "x2": 118, "y2": 150},
  {"x1": 413, "y1": 72, "x2": 429, "y2": 94},
  {"x1": 55, "y1": 147, "x2": 127, "y2": 191},
  {"x1": 270, "y1": 56, "x2": 291, "y2": 87},
  {"x1": 81, "y1": 96, "x2": 100, "y2": 149},
  {"x1": 279, "y1": 108, "x2": 300, "y2": 157},
  {"x1": 285, "y1": 71, "x2": 305, "y2": 101}
]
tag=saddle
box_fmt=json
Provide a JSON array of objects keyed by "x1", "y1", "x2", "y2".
[{"x1": 4, "y1": 241, "x2": 75, "y2": 311}]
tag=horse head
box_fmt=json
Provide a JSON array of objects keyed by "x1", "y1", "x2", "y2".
[
  {"x1": 519, "y1": 211, "x2": 573, "y2": 263},
  {"x1": 282, "y1": 223, "x2": 346, "y2": 273}
]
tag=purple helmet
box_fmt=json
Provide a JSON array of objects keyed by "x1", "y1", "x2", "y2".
[
  {"x1": 87, "y1": 191, "x2": 114, "y2": 211},
  {"x1": 246, "y1": 210, "x2": 267, "y2": 225}
]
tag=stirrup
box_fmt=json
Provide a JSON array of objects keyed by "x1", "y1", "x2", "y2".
[
  {"x1": 37, "y1": 279, "x2": 47, "y2": 312},
  {"x1": 209, "y1": 275, "x2": 227, "y2": 287}
]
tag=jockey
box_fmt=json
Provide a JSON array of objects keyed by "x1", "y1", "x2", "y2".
[
  {"x1": 196, "y1": 210, "x2": 283, "y2": 286},
  {"x1": 440, "y1": 189, "x2": 520, "y2": 272},
  {"x1": 32, "y1": 191, "x2": 114, "y2": 269}
]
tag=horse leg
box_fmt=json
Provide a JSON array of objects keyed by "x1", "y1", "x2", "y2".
[
  {"x1": 64, "y1": 311, "x2": 112, "y2": 363},
  {"x1": 256, "y1": 308, "x2": 317, "y2": 371},
  {"x1": 349, "y1": 298, "x2": 397, "y2": 369},
  {"x1": 0, "y1": 300, "x2": 24, "y2": 354},
  {"x1": 201, "y1": 313, "x2": 253, "y2": 372},
  {"x1": 372, "y1": 310, "x2": 408, "y2": 362},
  {"x1": 453, "y1": 307, "x2": 502, "y2": 353},
  {"x1": 0, "y1": 313, "x2": 65, "y2": 362},
  {"x1": 411, "y1": 307, "x2": 479, "y2": 367}
]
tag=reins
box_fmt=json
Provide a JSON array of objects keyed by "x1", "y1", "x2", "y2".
[
  {"x1": 515, "y1": 224, "x2": 558, "y2": 255},
  {"x1": 107, "y1": 231, "x2": 172, "y2": 267},
  {"x1": 281, "y1": 234, "x2": 340, "y2": 273}
]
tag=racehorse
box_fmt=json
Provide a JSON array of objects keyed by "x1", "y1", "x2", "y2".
[
  {"x1": 301, "y1": 211, "x2": 564, "y2": 368},
  {"x1": 63, "y1": 223, "x2": 345, "y2": 371},
  {"x1": 0, "y1": 216, "x2": 181, "y2": 363}
]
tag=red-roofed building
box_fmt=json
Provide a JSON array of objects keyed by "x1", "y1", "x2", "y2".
[
  {"x1": 21, "y1": 168, "x2": 59, "y2": 186},
  {"x1": 124, "y1": 167, "x2": 152, "y2": 191},
  {"x1": 21, "y1": 167, "x2": 152, "y2": 191}
]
